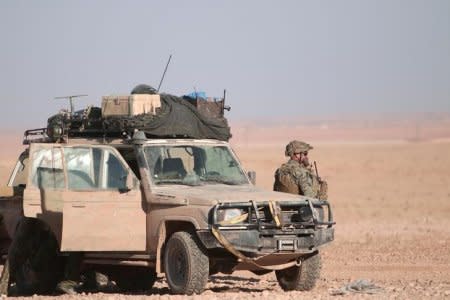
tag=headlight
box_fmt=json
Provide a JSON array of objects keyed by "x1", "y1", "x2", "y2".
[
  {"x1": 297, "y1": 206, "x2": 313, "y2": 222},
  {"x1": 217, "y1": 208, "x2": 247, "y2": 225},
  {"x1": 296, "y1": 206, "x2": 323, "y2": 223}
]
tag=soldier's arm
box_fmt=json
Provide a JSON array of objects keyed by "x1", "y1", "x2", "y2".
[
  {"x1": 273, "y1": 170, "x2": 278, "y2": 191},
  {"x1": 297, "y1": 169, "x2": 315, "y2": 197}
]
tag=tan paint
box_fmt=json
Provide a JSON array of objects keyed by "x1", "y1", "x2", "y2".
[
  {"x1": 61, "y1": 188, "x2": 146, "y2": 251},
  {"x1": 24, "y1": 143, "x2": 147, "y2": 251}
]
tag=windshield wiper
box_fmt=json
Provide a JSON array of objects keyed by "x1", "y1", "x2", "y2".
[
  {"x1": 201, "y1": 176, "x2": 244, "y2": 185},
  {"x1": 155, "y1": 175, "x2": 202, "y2": 186}
]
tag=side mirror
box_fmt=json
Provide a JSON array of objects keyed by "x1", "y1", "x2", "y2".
[
  {"x1": 247, "y1": 171, "x2": 256, "y2": 185},
  {"x1": 119, "y1": 173, "x2": 134, "y2": 193}
]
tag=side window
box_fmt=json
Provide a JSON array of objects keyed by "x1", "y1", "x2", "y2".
[
  {"x1": 104, "y1": 149, "x2": 128, "y2": 189},
  {"x1": 64, "y1": 147, "x2": 129, "y2": 190},
  {"x1": 31, "y1": 147, "x2": 64, "y2": 189},
  {"x1": 64, "y1": 148, "x2": 98, "y2": 190},
  {"x1": 29, "y1": 145, "x2": 131, "y2": 191}
]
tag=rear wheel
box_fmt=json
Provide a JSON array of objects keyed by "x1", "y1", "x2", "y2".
[
  {"x1": 275, "y1": 251, "x2": 321, "y2": 291},
  {"x1": 164, "y1": 231, "x2": 208, "y2": 295},
  {"x1": 8, "y1": 218, "x2": 63, "y2": 295}
]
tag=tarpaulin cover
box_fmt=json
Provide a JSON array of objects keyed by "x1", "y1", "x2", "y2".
[
  {"x1": 47, "y1": 84, "x2": 231, "y2": 141},
  {"x1": 103, "y1": 93, "x2": 231, "y2": 141}
]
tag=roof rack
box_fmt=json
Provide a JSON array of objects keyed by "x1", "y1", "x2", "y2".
[{"x1": 23, "y1": 128, "x2": 50, "y2": 145}]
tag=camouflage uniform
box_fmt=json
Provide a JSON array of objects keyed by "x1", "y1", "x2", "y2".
[
  {"x1": 273, "y1": 140, "x2": 328, "y2": 199},
  {"x1": 274, "y1": 159, "x2": 314, "y2": 197}
]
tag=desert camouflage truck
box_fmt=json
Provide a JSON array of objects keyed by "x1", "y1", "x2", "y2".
[{"x1": 0, "y1": 89, "x2": 335, "y2": 295}]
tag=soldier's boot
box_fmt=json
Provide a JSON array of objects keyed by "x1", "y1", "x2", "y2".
[
  {"x1": 81, "y1": 270, "x2": 115, "y2": 292},
  {"x1": 56, "y1": 280, "x2": 80, "y2": 295},
  {"x1": 56, "y1": 252, "x2": 83, "y2": 295}
]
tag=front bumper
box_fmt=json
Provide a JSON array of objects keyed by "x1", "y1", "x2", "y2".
[
  {"x1": 198, "y1": 226, "x2": 334, "y2": 254},
  {"x1": 198, "y1": 199, "x2": 335, "y2": 255}
]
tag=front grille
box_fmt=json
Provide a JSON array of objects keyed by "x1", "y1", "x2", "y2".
[{"x1": 249, "y1": 207, "x2": 302, "y2": 224}]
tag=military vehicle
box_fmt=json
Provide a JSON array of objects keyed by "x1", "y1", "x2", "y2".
[{"x1": 0, "y1": 86, "x2": 334, "y2": 295}]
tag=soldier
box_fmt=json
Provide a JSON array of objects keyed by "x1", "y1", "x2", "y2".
[{"x1": 273, "y1": 140, "x2": 328, "y2": 199}]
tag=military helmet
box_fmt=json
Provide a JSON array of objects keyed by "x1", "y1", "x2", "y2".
[{"x1": 285, "y1": 140, "x2": 313, "y2": 157}]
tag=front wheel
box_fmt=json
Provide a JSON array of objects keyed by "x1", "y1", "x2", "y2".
[
  {"x1": 163, "y1": 231, "x2": 209, "y2": 295},
  {"x1": 275, "y1": 251, "x2": 321, "y2": 291}
]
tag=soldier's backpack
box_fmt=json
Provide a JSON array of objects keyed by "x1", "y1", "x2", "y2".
[{"x1": 273, "y1": 166, "x2": 300, "y2": 194}]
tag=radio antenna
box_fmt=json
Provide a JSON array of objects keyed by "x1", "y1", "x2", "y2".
[
  {"x1": 54, "y1": 94, "x2": 88, "y2": 114},
  {"x1": 157, "y1": 54, "x2": 172, "y2": 92}
]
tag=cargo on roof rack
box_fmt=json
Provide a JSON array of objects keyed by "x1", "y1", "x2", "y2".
[{"x1": 42, "y1": 90, "x2": 231, "y2": 143}]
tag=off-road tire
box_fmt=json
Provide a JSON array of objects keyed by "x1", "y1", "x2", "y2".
[
  {"x1": 164, "y1": 231, "x2": 208, "y2": 295},
  {"x1": 8, "y1": 218, "x2": 63, "y2": 295},
  {"x1": 275, "y1": 251, "x2": 321, "y2": 291},
  {"x1": 111, "y1": 266, "x2": 157, "y2": 292}
]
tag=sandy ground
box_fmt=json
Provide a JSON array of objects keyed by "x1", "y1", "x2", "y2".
[{"x1": 1, "y1": 120, "x2": 450, "y2": 299}]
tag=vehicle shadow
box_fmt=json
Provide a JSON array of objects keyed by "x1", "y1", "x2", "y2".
[
  {"x1": 120, "y1": 275, "x2": 267, "y2": 296},
  {"x1": 4, "y1": 274, "x2": 270, "y2": 297},
  {"x1": 210, "y1": 274, "x2": 261, "y2": 283},
  {"x1": 208, "y1": 274, "x2": 266, "y2": 293}
]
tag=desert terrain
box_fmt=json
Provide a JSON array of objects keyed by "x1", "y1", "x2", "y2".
[{"x1": 0, "y1": 116, "x2": 449, "y2": 299}]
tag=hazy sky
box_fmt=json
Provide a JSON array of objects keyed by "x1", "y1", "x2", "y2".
[{"x1": 0, "y1": 0, "x2": 449, "y2": 129}]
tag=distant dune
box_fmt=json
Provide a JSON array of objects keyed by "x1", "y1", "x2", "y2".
[{"x1": 230, "y1": 114, "x2": 450, "y2": 146}]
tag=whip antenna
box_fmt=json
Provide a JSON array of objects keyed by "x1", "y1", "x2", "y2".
[
  {"x1": 54, "y1": 94, "x2": 88, "y2": 114},
  {"x1": 157, "y1": 54, "x2": 172, "y2": 92}
]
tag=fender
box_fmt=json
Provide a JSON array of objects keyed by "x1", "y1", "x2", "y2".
[{"x1": 155, "y1": 216, "x2": 200, "y2": 273}]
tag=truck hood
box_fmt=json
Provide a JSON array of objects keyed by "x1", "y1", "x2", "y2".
[{"x1": 153, "y1": 184, "x2": 311, "y2": 206}]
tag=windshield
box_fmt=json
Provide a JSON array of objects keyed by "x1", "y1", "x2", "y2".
[{"x1": 144, "y1": 144, "x2": 249, "y2": 186}]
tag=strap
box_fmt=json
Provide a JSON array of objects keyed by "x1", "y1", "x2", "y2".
[{"x1": 211, "y1": 226, "x2": 298, "y2": 271}]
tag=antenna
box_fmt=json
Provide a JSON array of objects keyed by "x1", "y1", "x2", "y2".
[
  {"x1": 54, "y1": 94, "x2": 88, "y2": 114},
  {"x1": 223, "y1": 89, "x2": 231, "y2": 112},
  {"x1": 157, "y1": 54, "x2": 172, "y2": 92}
]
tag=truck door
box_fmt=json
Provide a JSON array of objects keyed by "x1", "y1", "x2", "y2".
[{"x1": 25, "y1": 143, "x2": 146, "y2": 251}]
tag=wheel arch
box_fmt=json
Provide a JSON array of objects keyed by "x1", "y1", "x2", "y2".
[{"x1": 155, "y1": 218, "x2": 200, "y2": 273}]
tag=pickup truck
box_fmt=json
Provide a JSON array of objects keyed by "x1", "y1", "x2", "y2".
[
  {"x1": 0, "y1": 130, "x2": 334, "y2": 296},
  {"x1": 0, "y1": 89, "x2": 334, "y2": 295}
]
